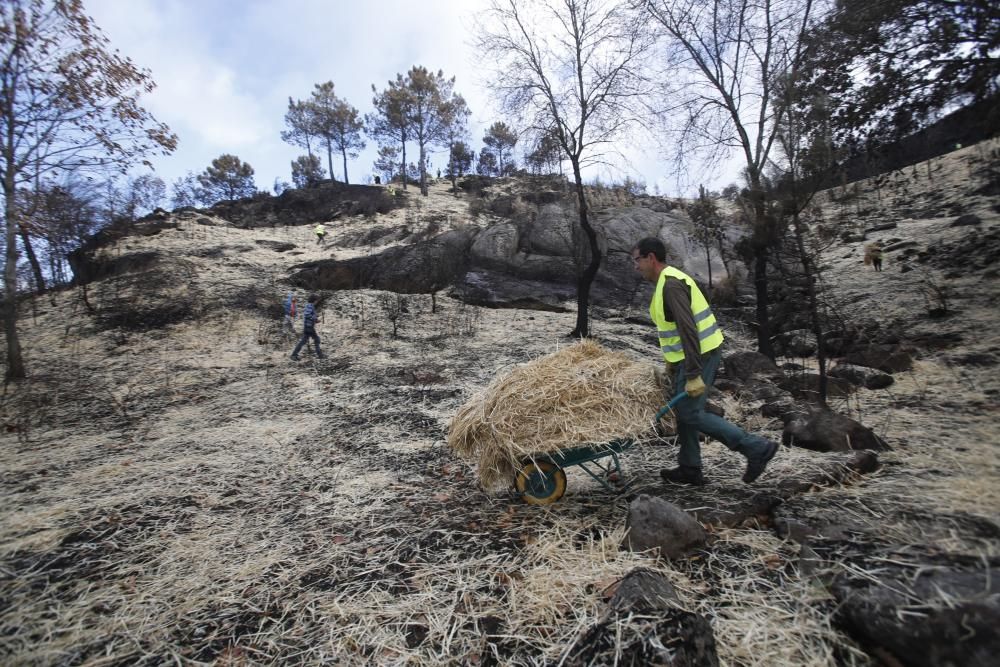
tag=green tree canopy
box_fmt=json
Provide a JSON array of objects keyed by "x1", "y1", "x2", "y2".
[
  {"x1": 367, "y1": 75, "x2": 413, "y2": 189},
  {"x1": 801, "y1": 0, "x2": 1000, "y2": 147},
  {"x1": 483, "y1": 121, "x2": 518, "y2": 175},
  {"x1": 280, "y1": 97, "x2": 318, "y2": 160},
  {"x1": 309, "y1": 82, "x2": 366, "y2": 184},
  {"x1": 291, "y1": 154, "x2": 324, "y2": 189},
  {"x1": 447, "y1": 141, "x2": 475, "y2": 179},
  {"x1": 198, "y1": 154, "x2": 256, "y2": 203}
]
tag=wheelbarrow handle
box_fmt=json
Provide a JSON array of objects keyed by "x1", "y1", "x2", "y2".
[{"x1": 655, "y1": 391, "x2": 689, "y2": 422}]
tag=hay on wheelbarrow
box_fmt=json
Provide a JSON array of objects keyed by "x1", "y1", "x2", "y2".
[{"x1": 447, "y1": 340, "x2": 671, "y2": 492}]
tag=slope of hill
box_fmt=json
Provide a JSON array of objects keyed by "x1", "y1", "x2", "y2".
[{"x1": 1, "y1": 146, "x2": 998, "y2": 665}]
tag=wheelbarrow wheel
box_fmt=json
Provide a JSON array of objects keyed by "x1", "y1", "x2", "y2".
[{"x1": 515, "y1": 461, "x2": 567, "y2": 505}]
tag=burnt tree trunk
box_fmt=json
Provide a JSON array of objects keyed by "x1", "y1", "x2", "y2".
[{"x1": 570, "y1": 158, "x2": 599, "y2": 338}]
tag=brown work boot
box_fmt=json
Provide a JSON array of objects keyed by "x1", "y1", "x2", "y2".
[
  {"x1": 660, "y1": 465, "x2": 707, "y2": 486},
  {"x1": 743, "y1": 440, "x2": 779, "y2": 483}
]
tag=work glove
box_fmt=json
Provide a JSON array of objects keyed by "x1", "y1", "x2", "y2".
[{"x1": 685, "y1": 376, "x2": 706, "y2": 398}]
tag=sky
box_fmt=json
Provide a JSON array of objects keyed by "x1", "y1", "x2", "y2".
[{"x1": 85, "y1": 0, "x2": 737, "y2": 198}]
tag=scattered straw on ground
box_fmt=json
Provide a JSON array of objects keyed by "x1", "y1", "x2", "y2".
[{"x1": 447, "y1": 340, "x2": 667, "y2": 491}]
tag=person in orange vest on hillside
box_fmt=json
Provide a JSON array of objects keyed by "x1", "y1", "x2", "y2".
[{"x1": 632, "y1": 237, "x2": 779, "y2": 485}]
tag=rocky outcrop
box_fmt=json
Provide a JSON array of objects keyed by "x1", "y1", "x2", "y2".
[
  {"x1": 289, "y1": 228, "x2": 477, "y2": 294},
  {"x1": 288, "y1": 201, "x2": 690, "y2": 310},
  {"x1": 208, "y1": 181, "x2": 402, "y2": 229}
]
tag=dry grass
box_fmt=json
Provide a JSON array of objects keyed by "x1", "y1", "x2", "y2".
[
  {"x1": 447, "y1": 340, "x2": 668, "y2": 491},
  {"x1": 2, "y1": 168, "x2": 999, "y2": 666}
]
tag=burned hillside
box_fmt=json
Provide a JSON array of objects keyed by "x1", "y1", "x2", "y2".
[{"x1": 2, "y1": 143, "x2": 999, "y2": 666}]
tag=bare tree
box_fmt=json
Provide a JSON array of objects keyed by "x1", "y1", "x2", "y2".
[
  {"x1": 476, "y1": 0, "x2": 654, "y2": 337},
  {"x1": 1, "y1": 0, "x2": 177, "y2": 380},
  {"x1": 640, "y1": 0, "x2": 817, "y2": 358}
]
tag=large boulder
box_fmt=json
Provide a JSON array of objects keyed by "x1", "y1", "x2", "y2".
[
  {"x1": 782, "y1": 407, "x2": 890, "y2": 452},
  {"x1": 624, "y1": 494, "x2": 707, "y2": 559},
  {"x1": 469, "y1": 220, "x2": 520, "y2": 269},
  {"x1": 289, "y1": 228, "x2": 477, "y2": 294},
  {"x1": 522, "y1": 203, "x2": 575, "y2": 255}
]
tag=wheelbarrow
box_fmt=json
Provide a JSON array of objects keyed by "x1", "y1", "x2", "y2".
[{"x1": 513, "y1": 392, "x2": 689, "y2": 505}]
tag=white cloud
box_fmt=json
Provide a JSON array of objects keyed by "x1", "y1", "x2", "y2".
[{"x1": 82, "y1": 0, "x2": 739, "y2": 195}]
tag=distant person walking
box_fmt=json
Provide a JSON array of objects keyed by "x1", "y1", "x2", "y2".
[
  {"x1": 291, "y1": 294, "x2": 324, "y2": 361},
  {"x1": 864, "y1": 242, "x2": 884, "y2": 272},
  {"x1": 632, "y1": 237, "x2": 779, "y2": 485},
  {"x1": 314, "y1": 223, "x2": 327, "y2": 246},
  {"x1": 282, "y1": 291, "x2": 297, "y2": 335}
]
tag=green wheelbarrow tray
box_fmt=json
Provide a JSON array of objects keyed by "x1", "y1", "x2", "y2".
[{"x1": 514, "y1": 391, "x2": 689, "y2": 505}]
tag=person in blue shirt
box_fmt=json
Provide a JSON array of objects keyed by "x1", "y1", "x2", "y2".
[
  {"x1": 291, "y1": 294, "x2": 324, "y2": 361},
  {"x1": 282, "y1": 292, "x2": 297, "y2": 334}
]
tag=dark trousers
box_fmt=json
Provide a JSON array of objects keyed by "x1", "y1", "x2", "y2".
[
  {"x1": 873, "y1": 257, "x2": 883, "y2": 271},
  {"x1": 293, "y1": 330, "x2": 322, "y2": 357},
  {"x1": 671, "y1": 348, "x2": 771, "y2": 468}
]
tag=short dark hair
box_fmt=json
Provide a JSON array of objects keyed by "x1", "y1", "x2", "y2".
[
  {"x1": 633, "y1": 237, "x2": 666, "y2": 262},
  {"x1": 308, "y1": 293, "x2": 319, "y2": 304}
]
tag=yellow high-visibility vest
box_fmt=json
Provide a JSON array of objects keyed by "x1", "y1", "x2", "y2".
[
  {"x1": 315, "y1": 225, "x2": 326, "y2": 235},
  {"x1": 649, "y1": 266, "x2": 724, "y2": 363}
]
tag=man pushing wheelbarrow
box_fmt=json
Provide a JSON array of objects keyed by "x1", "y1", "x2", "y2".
[
  {"x1": 631, "y1": 237, "x2": 779, "y2": 487},
  {"x1": 445, "y1": 239, "x2": 780, "y2": 505}
]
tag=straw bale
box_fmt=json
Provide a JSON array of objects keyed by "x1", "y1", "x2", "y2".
[{"x1": 447, "y1": 340, "x2": 669, "y2": 491}]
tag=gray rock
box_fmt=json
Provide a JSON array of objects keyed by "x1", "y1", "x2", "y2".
[
  {"x1": 828, "y1": 363, "x2": 895, "y2": 390},
  {"x1": 625, "y1": 494, "x2": 707, "y2": 559},
  {"x1": 450, "y1": 271, "x2": 572, "y2": 311},
  {"x1": 469, "y1": 221, "x2": 520, "y2": 268},
  {"x1": 777, "y1": 372, "x2": 855, "y2": 399},
  {"x1": 691, "y1": 493, "x2": 782, "y2": 529},
  {"x1": 951, "y1": 213, "x2": 982, "y2": 227},
  {"x1": 864, "y1": 222, "x2": 898, "y2": 233},
  {"x1": 832, "y1": 564, "x2": 1000, "y2": 667},
  {"x1": 883, "y1": 240, "x2": 919, "y2": 252},
  {"x1": 775, "y1": 329, "x2": 817, "y2": 357},
  {"x1": 782, "y1": 407, "x2": 889, "y2": 452},
  {"x1": 722, "y1": 351, "x2": 782, "y2": 382},
  {"x1": 254, "y1": 239, "x2": 296, "y2": 252},
  {"x1": 523, "y1": 203, "x2": 574, "y2": 255},
  {"x1": 842, "y1": 345, "x2": 914, "y2": 373},
  {"x1": 609, "y1": 568, "x2": 679, "y2": 613}
]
